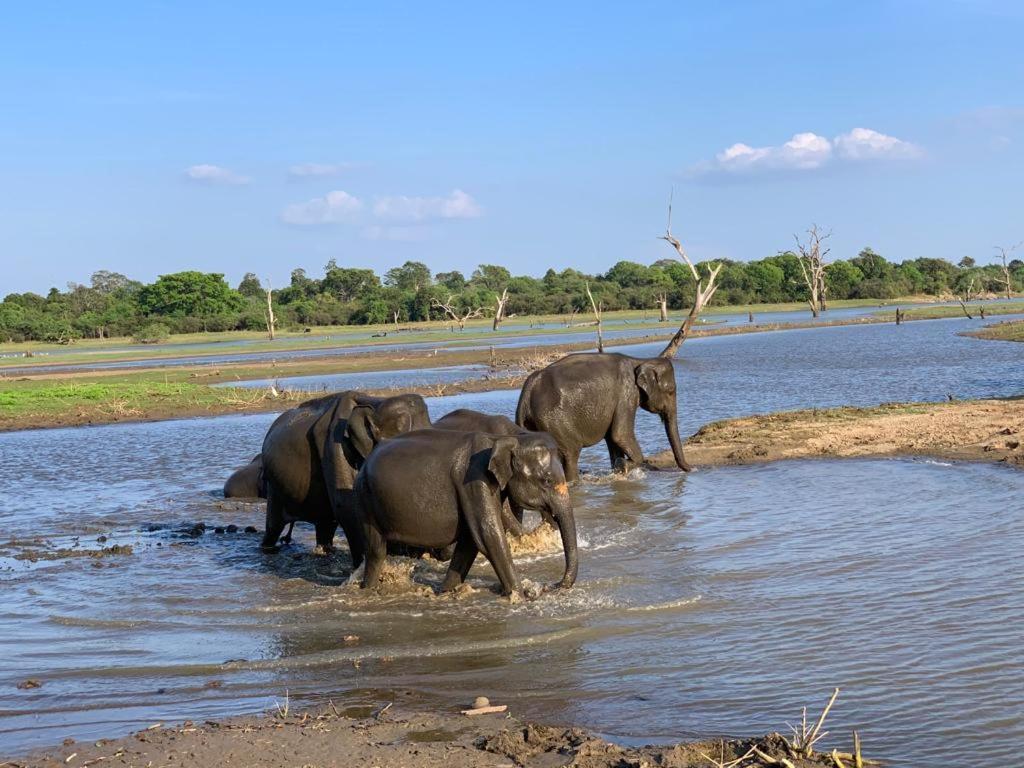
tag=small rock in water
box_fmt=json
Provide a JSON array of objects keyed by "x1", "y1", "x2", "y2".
[
  {"x1": 16, "y1": 679, "x2": 42, "y2": 690},
  {"x1": 97, "y1": 535, "x2": 108, "y2": 544},
  {"x1": 244, "y1": 526, "x2": 258, "y2": 534},
  {"x1": 214, "y1": 527, "x2": 225, "y2": 534},
  {"x1": 226, "y1": 524, "x2": 238, "y2": 533},
  {"x1": 473, "y1": 696, "x2": 490, "y2": 709}
]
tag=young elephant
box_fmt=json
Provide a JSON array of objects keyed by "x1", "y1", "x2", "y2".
[
  {"x1": 260, "y1": 391, "x2": 430, "y2": 557},
  {"x1": 516, "y1": 352, "x2": 690, "y2": 482},
  {"x1": 354, "y1": 429, "x2": 578, "y2": 597},
  {"x1": 223, "y1": 454, "x2": 264, "y2": 499},
  {"x1": 432, "y1": 409, "x2": 547, "y2": 536}
]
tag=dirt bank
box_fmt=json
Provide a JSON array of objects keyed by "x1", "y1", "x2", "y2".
[
  {"x1": 3, "y1": 703, "x2": 862, "y2": 768},
  {"x1": 662, "y1": 397, "x2": 1024, "y2": 468},
  {"x1": 963, "y1": 318, "x2": 1024, "y2": 343}
]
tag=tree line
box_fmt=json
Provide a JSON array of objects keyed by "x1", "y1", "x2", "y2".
[{"x1": 2, "y1": 249, "x2": 1021, "y2": 343}]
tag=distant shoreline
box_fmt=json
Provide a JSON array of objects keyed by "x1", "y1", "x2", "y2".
[{"x1": 2, "y1": 308, "x2": 1021, "y2": 433}]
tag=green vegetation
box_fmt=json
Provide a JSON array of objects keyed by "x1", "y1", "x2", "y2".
[
  {"x1": 964, "y1": 319, "x2": 1024, "y2": 342},
  {"x1": 0, "y1": 378, "x2": 310, "y2": 431},
  {"x1": 3, "y1": 248, "x2": 1020, "y2": 344},
  {"x1": 875, "y1": 301, "x2": 1024, "y2": 320}
]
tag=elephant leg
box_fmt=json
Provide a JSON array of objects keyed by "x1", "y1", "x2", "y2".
[
  {"x1": 560, "y1": 447, "x2": 581, "y2": 484},
  {"x1": 361, "y1": 522, "x2": 387, "y2": 589},
  {"x1": 313, "y1": 519, "x2": 337, "y2": 556},
  {"x1": 279, "y1": 522, "x2": 294, "y2": 545},
  {"x1": 261, "y1": 487, "x2": 287, "y2": 553},
  {"x1": 607, "y1": 413, "x2": 644, "y2": 473},
  {"x1": 439, "y1": 535, "x2": 478, "y2": 592},
  {"x1": 477, "y1": 515, "x2": 521, "y2": 597},
  {"x1": 332, "y1": 488, "x2": 367, "y2": 568},
  {"x1": 499, "y1": 497, "x2": 525, "y2": 537}
]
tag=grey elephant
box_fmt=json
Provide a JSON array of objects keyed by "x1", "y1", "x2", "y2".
[
  {"x1": 260, "y1": 391, "x2": 430, "y2": 557},
  {"x1": 223, "y1": 454, "x2": 264, "y2": 499},
  {"x1": 223, "y1": 455, "x2": 297, "y2": 545},
  {"x1": 515, "y1": 352, "x2": 689, "y2": 482},
  {"x1": 354, "y1": 429, "x2": 578, "y2": 598},
  {"x1": 433, "y1": 408, "x2": 551, "y2": 535}
]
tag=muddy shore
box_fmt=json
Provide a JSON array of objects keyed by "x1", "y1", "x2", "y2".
[
  {"x1": 659, "y1": 397, "x2": 1024, "y2": 468},
  {"x1": 3, "y1": 703, "x2": 863, "y2": 768}
]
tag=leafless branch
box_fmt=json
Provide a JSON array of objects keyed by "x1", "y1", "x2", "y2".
[
  {"x1": 794, "y1": 224, "x2": 832, "y2": 317},
  {"x1": 431, "y1": 295, "x2": 484, "y2": 331},
  {"x1": 585, "y1": 282, "x2": 604, "y2": 352},
  {"x1": 657, "y1": 194, "x2": 721, "y2": 358}
]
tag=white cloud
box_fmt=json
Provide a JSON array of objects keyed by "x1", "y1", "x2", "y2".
[
  {"x1": 184, "y1": 164, "x2": 250, "y2": 185},
  {"x1": 834, "y1": 128, "x2": 922, "y2": 160},
  {"x1": 372, "y1": 189, "x2": 481, "y2": 222},
  {"x1": 361, "y1": 225, "x2": 430, "y2": 242},
  {"x1": 287, "y1": 162, "x2": 356, "y2": 180},
  {"x1": 280, "y1": 190, "x2": 363, "y2": 225},
  {"x1": 693, "y1": 128, "x2": 921, "y2": 177}
]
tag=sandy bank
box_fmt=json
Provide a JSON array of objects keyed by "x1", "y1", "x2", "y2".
[
  {"x1": 3, "y1": 703, "x2": 862, "y2": 768},
  {"x1": 662, "y1": 398, "x2": 1024, "y2": 468}
]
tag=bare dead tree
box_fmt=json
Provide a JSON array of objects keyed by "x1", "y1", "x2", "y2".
[
  {"x1": 794, "y1": 225, "x2": 832, "y2": 317},
  {"x1": 656, "y1": 291, "x2": 668, "y2": 322},
  {"x1": 431, "y1": 295, "x2": 484, "y2": 331},
  {"x1": 585, "y1": 282, "x2": 604, "y2": 352},
  {"x1": 994, "y1": 241, "x2": 1022, "y2": 300},
  {"x1": 263, "y1": 278, "x2": 276, "y2": 340},
  {"x1": 657, "y1": 195, "x2": 722, "y2": 358},
  {"x1": 958, "y1": 276, "x2": 976, "y2": 319},
  {"x1": 493, "y1": 286, "x2": 510, "y2": 331}
]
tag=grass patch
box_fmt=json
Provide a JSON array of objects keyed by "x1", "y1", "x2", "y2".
[
  {"x1": 875, "y1": 301, "x2": 1024, "y2": 321},
  {"x1": 965, "y1": 319, "x2": 1024, "y2": 342}
]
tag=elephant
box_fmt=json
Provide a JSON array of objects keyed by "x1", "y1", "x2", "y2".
[
  {"x1": 223, "y1": 454, "x2": 296, "y2": 545},
  {"x1": 432, "y1": 409, "x2": 551, "y2": 535},
  {"x1": 354, "y1": 429, "x2": 578, "y2": 598},
  {"x1": 223, "y1": 454, "x2": 264, "y2": 499},
  {"x1": 260, "y1": 391, "x2": 430, "y2": 557},
  {"x1": 515, "y1": 352, "x2": 690, "y2": 482}
]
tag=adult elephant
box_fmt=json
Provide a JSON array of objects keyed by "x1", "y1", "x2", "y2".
[
  {"x1": 260, "y1": 391, "x2": 430, "y2": 558},
  {"x1": 515, "y1": 352, "x2": 690, "y2": 482},
  {"x1": 354, "y1": 428, "x2": 578, "y2": 598},
  {"x1": 223, "y1": 454, "x2": 264, "y2": 499}
]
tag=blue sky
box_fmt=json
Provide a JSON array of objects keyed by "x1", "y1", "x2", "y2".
[{"x1": 3, "y1": 1, "x2": 1023, "y2": 294}]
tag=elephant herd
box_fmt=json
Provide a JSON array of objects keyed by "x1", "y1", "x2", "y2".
[{"x1": 223, "y1": 351, "x2": 690, "y2": 599}]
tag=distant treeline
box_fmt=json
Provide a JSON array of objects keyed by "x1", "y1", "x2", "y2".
[{"x1": 2, "y1": 250, "x2": 1020, "y2": 343}]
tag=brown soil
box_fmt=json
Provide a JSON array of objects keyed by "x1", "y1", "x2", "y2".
[
  {"x1": 650, "y1": 397, "x2": 1024, "y2": 468},
  {"x1": 4, "y1": 704, "x2": 853, "y2": 768}
]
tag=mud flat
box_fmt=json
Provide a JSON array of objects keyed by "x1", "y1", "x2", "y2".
[
  {"x1": 2, "y1": 703, "x2": 864, "y2": 768},
  {"x1": 668, "y1": 397, "x2": 1024, "y2": 467}
]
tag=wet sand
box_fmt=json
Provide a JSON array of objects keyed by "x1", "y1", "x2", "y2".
[
  {"x1": 660, "y1": 397, "x2": 1024, "y2": 468},
  {"x1": 3, "y1": 703, "x2": 859, "y2": 768}
]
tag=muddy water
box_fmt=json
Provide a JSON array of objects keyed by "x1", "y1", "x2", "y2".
[{"x1": 2, "y1": 318, "x2": 1023, "y2": 765}]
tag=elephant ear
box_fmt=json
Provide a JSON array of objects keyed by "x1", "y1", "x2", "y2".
[
  {"x1": 635, "y1": 360, "x2": 660, "y2": 402},
  {"x1": 345, "y1": 405, "x2": 381, "y2": 461},
  {"x1": 486, "y1": 436, "x2": 519, "y2": 489}
]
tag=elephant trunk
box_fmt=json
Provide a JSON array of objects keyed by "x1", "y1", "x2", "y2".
[
  {"x1": 552, "y1": 494, "x2": 578, "y2": 588},
  {"x1": 662, "y1": 410, "x2": 692, "y2": 472}
]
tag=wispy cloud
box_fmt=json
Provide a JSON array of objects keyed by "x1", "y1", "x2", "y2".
[
  {"x1": 691, "y1": 128, "x2": 922, "y2": 178},
  {"x1": 184, "y1": 164, "x2": 250, "y2": 185},
  {"x1": 361, "y1": 225, "x2": 430, "y2": 242},
  {"x1": 372, "y1": 189, "x2": 481, "y2": 222},
  {"x1": 280, "y1": 188, "x2": 482, "y2": 228},
  {"x1": 280, "y1": 190, "x2": 363, "y2": 225},
  {"x1": 287, "y1": 162, "x2": 357, "y2": 180}
]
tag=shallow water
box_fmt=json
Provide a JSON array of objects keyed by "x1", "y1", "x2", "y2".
[
  {"x1": 1, "y1": 317, "x2": 1022, "y2": 765},
  {"x1": 212, "y1": 364, "x2": 512, "y2": 393},
  {"x1": 0, "y1": 302, "x2": 906, "y2": 375}
]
